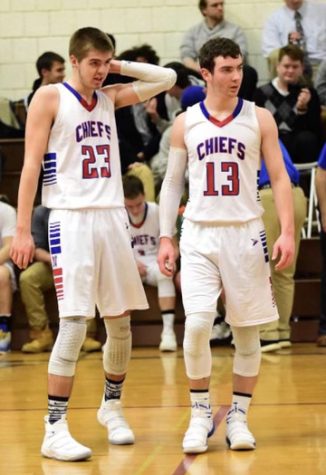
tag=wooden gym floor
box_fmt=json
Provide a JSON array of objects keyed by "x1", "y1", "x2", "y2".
[{"x1": 1, "y1": 343, "x2": 326, "y2": 475}]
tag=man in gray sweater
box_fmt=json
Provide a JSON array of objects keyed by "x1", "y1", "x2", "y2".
[
  {"x1": 180, "y1": 0, "x2": 247, "y2": 72},
  {"x1": 180, "y1": 0, "x2": 257, "y2": 100}
]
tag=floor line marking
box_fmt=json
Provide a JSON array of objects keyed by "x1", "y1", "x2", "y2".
[{"x1": 171, "y1": 405, "x2": 230, "y2": 475}]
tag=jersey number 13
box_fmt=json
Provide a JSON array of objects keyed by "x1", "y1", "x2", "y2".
[{"x1": 204, "y1": 161, "x2": 239, "y2": 196}]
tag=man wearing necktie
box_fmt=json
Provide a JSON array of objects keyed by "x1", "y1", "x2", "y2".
[{"x1": 262, "y1": 0, "x2": 326, "y2": 80}]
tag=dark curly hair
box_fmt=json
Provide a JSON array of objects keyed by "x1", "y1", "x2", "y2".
[{"x1": 199, "y1": 37, "x2": 242, "y2": 72}]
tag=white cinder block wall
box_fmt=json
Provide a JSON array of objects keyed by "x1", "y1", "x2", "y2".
[{"x1": 0, "y1": 0, "x2": 325, "y2": 100}]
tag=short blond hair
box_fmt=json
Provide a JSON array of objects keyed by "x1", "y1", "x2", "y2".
[{"x1": 69, "y1": 27, "x2": 113, "y2": 61}]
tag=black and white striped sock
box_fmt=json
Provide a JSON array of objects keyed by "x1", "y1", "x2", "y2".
[
  {"x1": 104, "y1": 377, "x2": 125, "y2": 401},
  {"x1": 48, "y1": 395, "x2": 69, "y2": 424}
]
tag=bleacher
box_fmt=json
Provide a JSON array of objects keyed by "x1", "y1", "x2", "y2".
[{"x1": 0, "y1": 138, "x2": 26, "y2": 207}]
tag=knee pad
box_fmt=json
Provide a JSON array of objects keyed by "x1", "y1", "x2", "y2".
[
  {"x1": 232, "y1": 325, "x2": 261, "y2": 377},
  {"x1": 103, "y1": 316, "x2": 131, "y2": 375},
  {"x1": 157, "y1": 273, "x2": 176, "y2": 299},
  {"x1": 183, "y1": 312, "x2": 215, "y2": 380},
  {"x1": 48, "y1": 317, "x2": 87, "y2": 377}
]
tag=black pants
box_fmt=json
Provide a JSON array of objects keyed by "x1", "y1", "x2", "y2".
[{"x1": 280, "y1": 131, "x2": 320, "y2": 165}]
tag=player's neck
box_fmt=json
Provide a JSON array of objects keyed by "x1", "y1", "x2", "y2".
[
  {"x1": 204, "y1": 96, "x2": 238, "y2": 119},
  {"x1": 128, "y1": 204, "x2": 147, "y2": 226},
  {"x1": 66, "y1": 79, "x2": 96, "y2": 104}
]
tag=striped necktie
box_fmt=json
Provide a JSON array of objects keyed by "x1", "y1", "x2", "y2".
[
  {"x1": 294, "y1": 10, "x2": 312, "y2": 82},
  {"x1": 294, "y1": 10, "x2": 305, "y2": 50}
]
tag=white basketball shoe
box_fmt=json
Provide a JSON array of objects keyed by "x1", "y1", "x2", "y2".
[
  {"x1": 182, "y1": 407, "x2": 215, "y2": 454},
  {"x1": 41, "y1": 416, "x2": 92, "y2": 461},
  {"x1": 97, "y1": 398, "x2": 135, "y2": 445},
  {"x1": 159, "y1": 331, "x2": 177, "y2": 352},
  {"x1": 226, "y1": 407, "x2": 256, "y2": 450}
]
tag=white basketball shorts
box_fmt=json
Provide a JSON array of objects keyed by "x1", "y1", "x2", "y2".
[
  {"x1": 180, "y1": 218, "x2": 278, "y2": 327},
  {"x1": 48, "y1": 208, "x2": 148, "y2": 318}
]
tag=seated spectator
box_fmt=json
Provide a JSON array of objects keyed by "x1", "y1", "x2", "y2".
[
  {"x1": 164, "y1": 62, "x2": 203, "y2": 99},
  {"x1": 181, "y1": 0, "x2": 247, "y2": 68},
  {"x1": 143, "y1": 64, "x2": 205, "y2": 183},
  {"x1": 20, "y1": 205, "x2": 101, "y2": 353},
  {"x1": 259, "y1": 142, "x2": 307, "y2": 352},
  {"x1": 103, "y1": 43, "x2": 159, "y2": 87},
  {"x1": 131, "y1": 44, "x2": 160, "y2": 66},
  {"x1": 146, "y1": 62, "x2": 204, "y2": 190},
  {"x1": 316, "y1": 60, "x2": 326, "y2": 106},
  {"x1": 151, "y1": 85, "x2": 206, "y2": 192},
  {"x1": 315, "y1": 143, "x2": 326, "y2": 347},
  {"x1": 104, "y1": 44, "x2": 164, "y2": 201},
  {"x1": 123, "y1": 175, "x2": 178, "y2": 351},
  {"x1": 0, "y1": 195, "x2": 16, "y2": 353},
  {"x1": 179, "y1": 0, "x2": 258, "y2": 100},
  {"x1": 253, "y1": 45, "x2": 322, "y2": 166},
  {"x1": 122, "y1": 44, "x2": 163, "y2": 161},
  {"x1": 27, "y1": 51, "x2": 65, "y2": 106},
  {"x1": 316, "y1": 61, "x2": 326, "y2": 140},
  {"x1": 262, "y1": 0, "x2": 326, "y2": 81},
  {"x1": 150, "y1": 62, "x2": 204, "y2": 126}
]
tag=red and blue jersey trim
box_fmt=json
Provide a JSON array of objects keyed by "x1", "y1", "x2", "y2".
[
  {"x1": 63, "y1": 82, "x2": 98, "y2": 112},
  {"x1": 199, "y1": 98, "x2": 243, "y2": 128}
]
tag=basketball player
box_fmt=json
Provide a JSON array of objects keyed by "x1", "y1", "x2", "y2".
[
  {"x1": 123, "y1": 175, "x2": 178, "y2": 351},
  {"x1": 10, "y1": 27, "x2": 176, "y2": 462},
  {"x1": 158, "y1": 37, "x2": 295, "y2": 454}
]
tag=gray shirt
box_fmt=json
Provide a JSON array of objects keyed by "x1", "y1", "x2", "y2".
[{"x1": 180, "y1": 20, "x2": 248, "y2": 62}]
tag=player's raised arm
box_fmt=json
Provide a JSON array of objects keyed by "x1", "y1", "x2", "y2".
[
  {"x1": 10, "y1": 86, "x2": 58, "y2": 269},
  {"x1": 103, "y1": 59, "x2": 177, "y2": 109},
  {"x1": 257, "y1": 106, "x2": 295, "y2": 271},
  {"x1": 158, "y1": 113, "x2": 188, "y2": 276}
]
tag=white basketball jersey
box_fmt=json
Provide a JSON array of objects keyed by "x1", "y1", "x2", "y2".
[
  {"x1": 42, "y1": 83, "x2": 123, "y2": 209},
  {"x1": 129, "y1": 202, "x2": 159, "y2": 264},
  {"x1": 183, "y1": 99, "x2": 264, "y2": 223}
]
